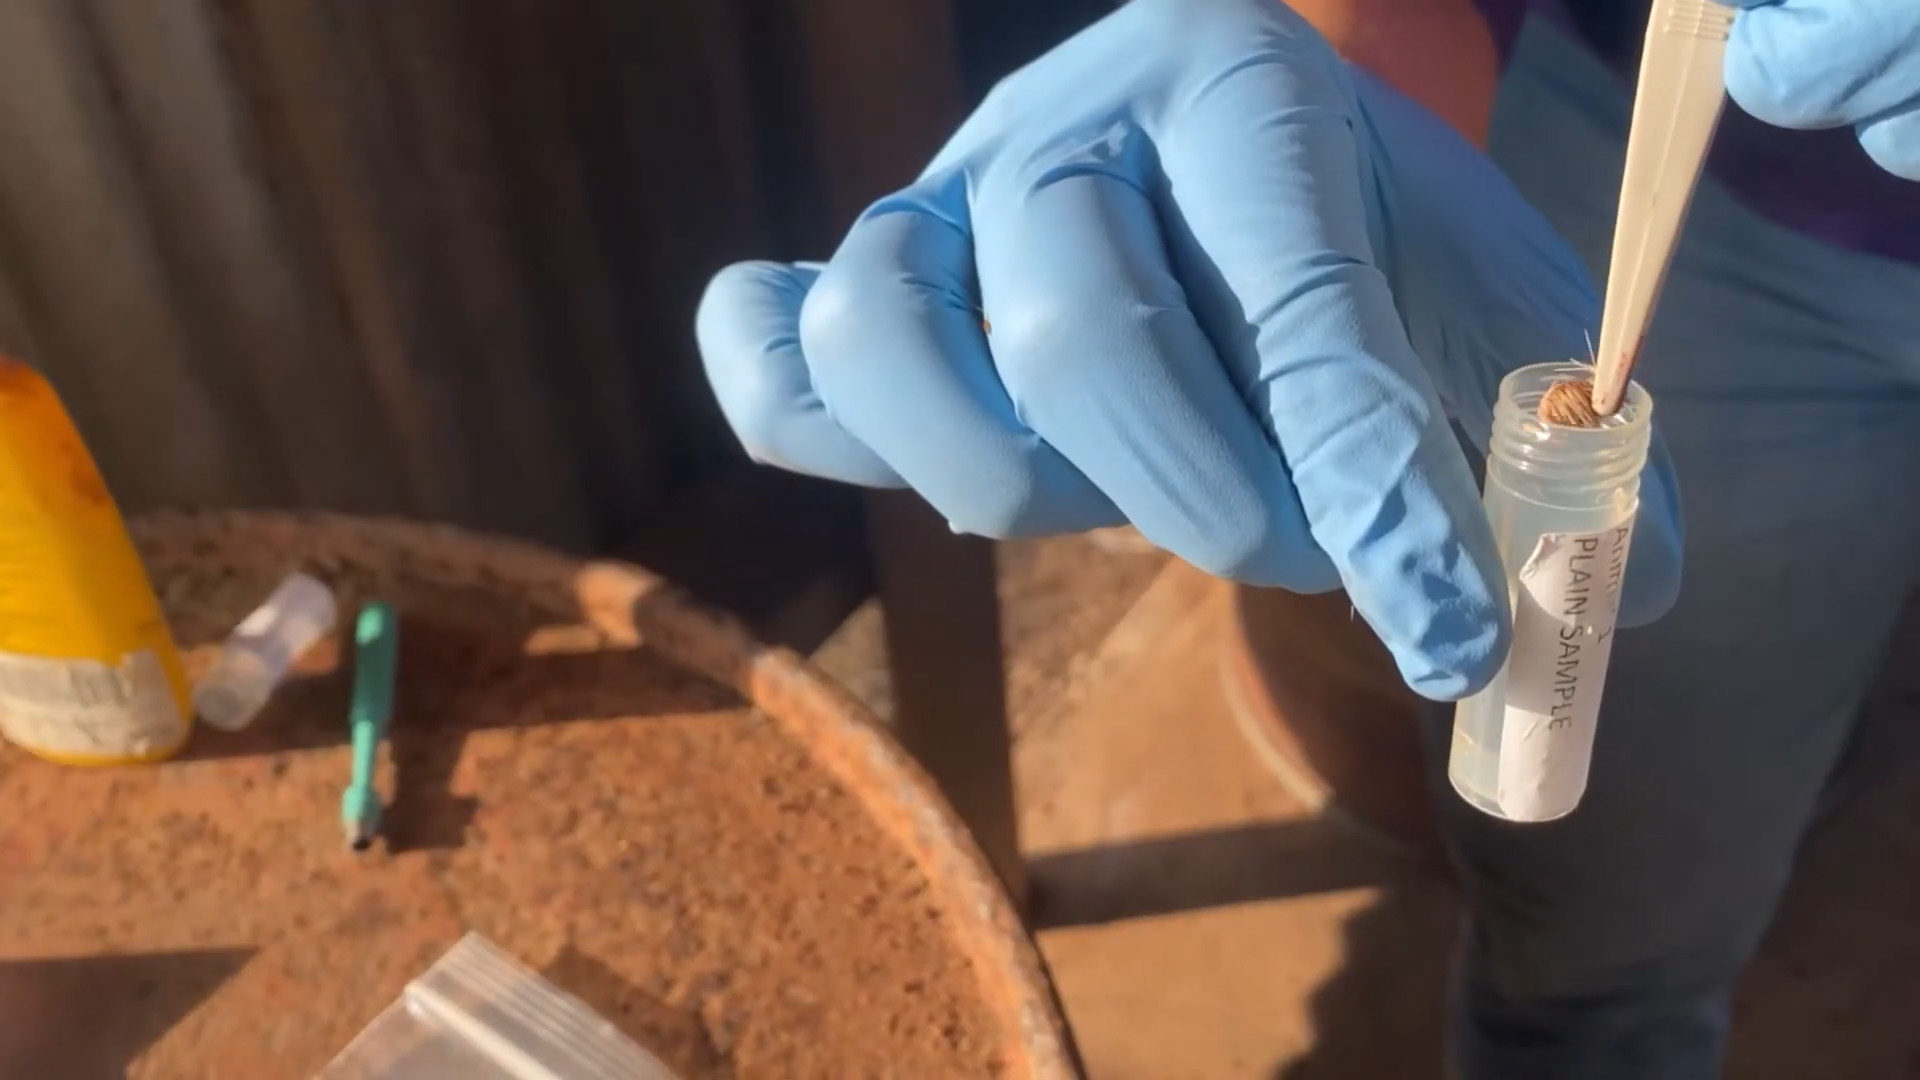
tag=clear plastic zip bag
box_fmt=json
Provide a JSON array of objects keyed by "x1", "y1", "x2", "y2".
[{"x1": 319, "y1": 933, "x2": 682, "y2": 1080}]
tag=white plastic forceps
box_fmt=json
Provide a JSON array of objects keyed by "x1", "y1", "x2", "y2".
[{"x1": 1590, "y1": 0, "x2": 1739, "y2": 416}]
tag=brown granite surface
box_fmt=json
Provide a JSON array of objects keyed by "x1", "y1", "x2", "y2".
[{"x1": 0, "y1": 512, "x2": 1074, "y2": 1080}]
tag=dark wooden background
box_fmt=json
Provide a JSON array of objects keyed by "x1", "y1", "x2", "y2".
[
  {"x1": 1, "y1": 0, "x2": 954, "y2": 546},
  {"x1": 0, "y1": 0, "x2": 1111, "y2": 898},
  {"x1": 0, "y1": 0, "x2": 1108, "y2": 552}
]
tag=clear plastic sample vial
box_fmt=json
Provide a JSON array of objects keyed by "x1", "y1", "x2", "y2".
[
  {"x1": 193, "y1": 572, "x2": 338, "y2": 731},
  {"x1": 1448, "y1": 362, "x2": 1653, "y2": 823}
]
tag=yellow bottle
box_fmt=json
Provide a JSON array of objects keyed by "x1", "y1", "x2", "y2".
[{"x1": 0, "y1": 355, "x2": 191, "y2": 764}]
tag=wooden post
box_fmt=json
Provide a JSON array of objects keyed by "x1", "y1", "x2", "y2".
[
  {"x1": 867, "y1": 491, "x2": 1024, "y2": 904},
  {"x1": 784, "y1": 1, "x2": 1027, "y2": 902}
]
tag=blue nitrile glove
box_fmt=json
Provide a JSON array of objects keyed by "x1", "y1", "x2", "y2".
[
  {"x1": 1724, "y1": 0, "x2": 1920, "y2": 180},
  {"x1": 695, "y1": 0, "x2": 1683, "y2": 701}
]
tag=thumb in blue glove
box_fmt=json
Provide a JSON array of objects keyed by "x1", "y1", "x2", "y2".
[
  {"x1": 696, "y1": 0, "x2": 1683, "y2": 700},
  {"x1": 1724, "y1": 0, "x2": 1920, "y2": 179}
]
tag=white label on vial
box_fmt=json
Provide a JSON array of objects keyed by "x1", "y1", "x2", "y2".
[
  {"x1": 0, "y1": 649, "x2": 186, "y2": 759},
  {"x1": 1495, "y1": 521, "x2": 1635, "y2": 821}
]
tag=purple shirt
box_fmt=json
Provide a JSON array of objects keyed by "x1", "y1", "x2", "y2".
[{"x1": 1476, "y1": 0, "x2": 1920, "y2": 266}]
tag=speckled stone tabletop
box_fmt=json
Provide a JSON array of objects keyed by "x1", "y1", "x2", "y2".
[{"x1": 0, "y1": 512, "x2": 1075, "y2": 1080}]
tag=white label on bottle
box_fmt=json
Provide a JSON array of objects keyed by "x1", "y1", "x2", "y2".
[
  {"x1": 0, "y1": 649, "x2": 186, "y2": 759},
  {"x1": 1496, "y1": 520, "x2": 1635, "y2": 821}
]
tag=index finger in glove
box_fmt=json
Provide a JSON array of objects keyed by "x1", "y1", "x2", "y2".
[
  {"x1": 696, "y1": 261, "x2": 907, "y2": 487},
  {"x1": 1156, "y1": 16, "x2": 1509, "y2": 700},
  {"x1": 1724, "y1": 0, "x2": 1920, "y2": 137}
]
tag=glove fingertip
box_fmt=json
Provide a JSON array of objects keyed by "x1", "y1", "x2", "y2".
[
  {"x1": 1339, "y1": 507, "x2": 1513, "y2": 704},
  {"x1": 693, "y1": 260, "x2": 908, "y2": 488},
  {"x1": 1857, "y1": 113, "x2": 1920, "y2": 183},
  {"x1": 1391, "y1": 589, "x2": 1512, "y2": 703},
  {"x1": 1723, "y1": 17, "x2": 1804, "y2": 130},
  {"x1": 698, "y1": 259, "x2": 809, "y2": 326}
]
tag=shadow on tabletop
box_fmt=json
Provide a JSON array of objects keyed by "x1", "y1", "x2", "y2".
[
  {"x1": 1269, "y1": 885, "x2": 1454, "y2": 1080},
  {"x1": 1026, "y1": 819, "x2": 1404, "y2": 930},
  {"x1": 0, "y1": 948, "x2": 255, "y2": 1077},
  {"x1": 541, "y1": 944, "x2": 733, "y2": 1079},
  {"x1": 176, "y1": 611, "x2": 740, "y2": 852},
  {"x1": 1024, "y1": 818, "x2": 1454, "y2": 1079}
]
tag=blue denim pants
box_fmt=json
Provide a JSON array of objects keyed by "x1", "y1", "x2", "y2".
[{"x1": 1430, "y1": 19, "x2": 1920, "y2": 1079}]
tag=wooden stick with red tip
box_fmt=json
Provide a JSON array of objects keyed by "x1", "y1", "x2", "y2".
[{"x1": 1589, "y1": 0, "x2": 1737, "y2": 418}]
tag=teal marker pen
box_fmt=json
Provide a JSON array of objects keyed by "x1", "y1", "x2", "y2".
[{"x1": 342, "y1": 601, "x2": 399, "y2": 850}]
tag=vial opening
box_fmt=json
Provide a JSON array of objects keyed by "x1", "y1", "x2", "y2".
[
  {"x1": 1502, "y1": 364, "x2": 1647, "y2": 431},
  {"x1": 1496, "y1": 363, "x2": 1651, "y2": 439},
  {"x1": 1490, "y1": 362, "x2": 1653, "y2": 501}
]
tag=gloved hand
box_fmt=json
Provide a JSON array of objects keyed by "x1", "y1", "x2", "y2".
[
  {"x1": 1725, "y1": 0, "x2": 1920, "y2": 180},
  {"x1": 695, "y1": 0, "x2": 1683, "y2": 700}
]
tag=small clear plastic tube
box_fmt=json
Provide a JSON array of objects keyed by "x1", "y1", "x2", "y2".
[
  {"x1": 193, "y1": 572, "x2": 337, "y2": 731},
  {"x1": 1449, "y1": 362, "x2": 1653, "y2": 823}
]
